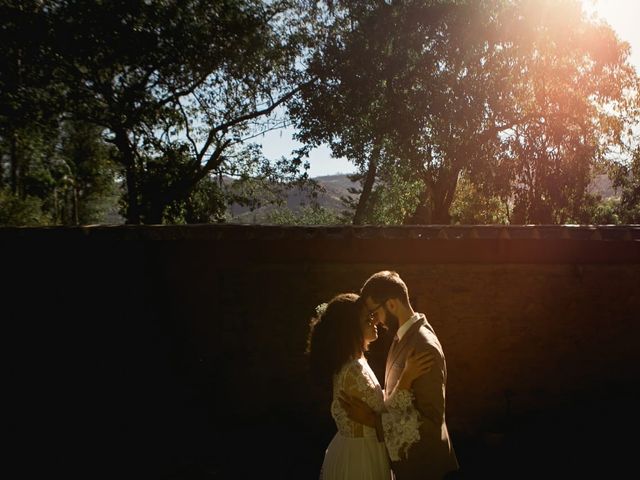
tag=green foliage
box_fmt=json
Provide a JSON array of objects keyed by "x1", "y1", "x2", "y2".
[
  {"x1": 266, "y1": 205, "x2": 344, "y2": 225},
  {"x1": 502, "y1": 0, "x2": 638, "y2": 224},
  {"x1": 1, "y1": 3, "x2": 121, "y2": 226},
  {"x1": 292, "y1": 1, "x2": 522, "y2": 224},
  {"x1": 450, "y1": 175, "x2": 510, "y2": 225},
  {"x1": 2, "y1": 0, "x2": 638, "y2": 226},
  {"x1": 0, "y1": 188, "x2": 51, "y2": 226},
  {"x1": 292, "y1": 0, "x2": 640, "y2": 225},
  {"x1": 55, "y1": 121, "x2": 119, "y2": 225},
  {"x1": 578, "y1": 196, "x2": 621, "y2": 225},
  {"x1": 0, "y1": 117, "x2": 119, "y2": 226},
  {"x1": 2, "y1": 0, "x2": 310, "y2": 225},
  {"x1": 611, "y1": 147, "x2": 640, "y2": 223},
  {"x1": 353, "y1": 167, "x2": 422, "y2": 225},
  {"x1": 160, "y1": 176, "x2": 229, "y2": 224}
]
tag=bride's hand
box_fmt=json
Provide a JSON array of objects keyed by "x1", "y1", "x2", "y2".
[{"x1": 401, "y1": 348, "x2": 435, "y2": 385}]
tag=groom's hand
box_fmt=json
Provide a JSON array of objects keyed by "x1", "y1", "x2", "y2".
[{"x1": 338, "y1": 391, "x2": 377, "y2": 428}]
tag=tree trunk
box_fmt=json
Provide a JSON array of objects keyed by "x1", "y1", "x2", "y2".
[
  {"x1": 431, "y1": 193, "x2": 453, "y2": 224},
  {"x1": 123, "y1": 165, "x2": 141, "y2": 224},
  {"x1": 53, "y1": 187, "x2": 59, "y2": 223},
  {"x1": 114, "y1": 129, "x2": 141, "y2": 224},
  {"x1": 73, "y1": 186, "x2": 79, "y2": 225},
  {"x1": 0, "y1": 142, "x2": 3, "y2": 189},
  {"x1": 352, "y1": 145, "x2": 380, "y2": 225},
  {"x1": 432, "y1": 168, "x2": 459, "y2": 224},
  {"x1": 10, "y1": 130, "x2": 19, "y2": 195},
  {"x1": 145, "y1": 198, "x2": 165, "y2": 224},
  {"x1": 144, "y1": 144, "x2": 228, "y2": 224},
  {"x1": 407, "y1": 167, "x2": 460, "y2": 225}
]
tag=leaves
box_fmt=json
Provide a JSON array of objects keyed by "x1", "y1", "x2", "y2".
[
  {"x1": 2, "y1": 0, "x2": 638, "y2": 226},
  {"x1": 291, "y1": 0, "x2": 640, "y2": 225}
]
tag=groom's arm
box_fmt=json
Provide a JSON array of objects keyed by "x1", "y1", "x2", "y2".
[
  {"x1": 337, "y1": 391, "x2": 377, "y2": 427},
  {"x1": 340, "y1": 365, "x2": 425, "y2": 443},
  {"x1": 338, "y1": 392, "x2": 386, "y2": 442},
  {"x1": 411, "y1": 340, "x2": 446, "y2": 429}
]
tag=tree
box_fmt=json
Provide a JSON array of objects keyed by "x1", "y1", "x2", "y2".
[
  {"x1": 11, "y1": 0, "x2": 311, "y2": 224},
  {"x1": 291, "y1": 1, "x2": 518, "y2": 224},
  {"x1": 55, "y1": 121, "x2": 119, "y2": 225},
  {"x1": 449, "y1": 173, "x2": 510, "y2": 224},
  {"x1": 290, "y1": 0, "x2": 394, "y2": 224},
  {"x1": 611, "y1": 145, "x2": 640, "y2": 223},
  {"x1": 389, "y1": 0, "x2": 518, "y2": 224},
  {"x1": 501, "y1": 0, "x2": 639, "y2": 223},
  {"x1": 0, "y1": 0, "x2": 64, "y2": 223},
  {"x1": 292, "y1": 0, "x2": 639, "y2": 225}
]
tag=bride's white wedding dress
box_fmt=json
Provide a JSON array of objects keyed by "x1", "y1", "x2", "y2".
[{"x1": 319, "y1": 357, "x2": 422, "y2": 480}]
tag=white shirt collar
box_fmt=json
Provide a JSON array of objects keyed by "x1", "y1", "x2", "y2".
[{"x1": 396, "y1": 312, "x2": 421, "y2": 341}]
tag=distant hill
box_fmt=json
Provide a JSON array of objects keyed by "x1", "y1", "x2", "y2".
[
  {"x1": 589, "y1": 173, "x2": 619, "y2": 199},
  {"x1": 227, "y1": 172, "x2": 620, "y2": 223},
  {"x1": 98, "y1": 172, "x2": 619, "y2": 224},
  {"x1": 227, "y1": 174, "x2": 359, "y2": 223}
]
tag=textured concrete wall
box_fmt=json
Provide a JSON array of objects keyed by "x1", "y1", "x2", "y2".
[{"x1": 3, "y1": 225, "x2": 639, "y2": 478}]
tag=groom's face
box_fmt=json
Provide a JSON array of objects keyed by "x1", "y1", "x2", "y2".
[{"x1": 364, "y1": 296, "x2": 398, "y2": 329}]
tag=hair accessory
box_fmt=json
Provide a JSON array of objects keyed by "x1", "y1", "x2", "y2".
[{"x1": 315, "y1": 302, "x2": 328, "y2": 318}]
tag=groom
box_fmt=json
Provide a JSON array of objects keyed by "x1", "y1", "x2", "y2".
[{"x1": 340, "y1": 270, "x2": 459, "y2": 480}]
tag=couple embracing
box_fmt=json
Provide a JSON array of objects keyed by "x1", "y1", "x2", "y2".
[{"x1": 307, "y1": 271, "x2": 459, "y2": 480}]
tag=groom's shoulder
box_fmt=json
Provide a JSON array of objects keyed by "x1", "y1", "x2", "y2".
[
  {"x1": 415, "y1": 313, "x2": 436, "y2": 334},
  {"x1": 414, "y1": 318, "x2": 443, "y2": 349}
]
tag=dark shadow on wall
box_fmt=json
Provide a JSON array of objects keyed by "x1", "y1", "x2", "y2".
[
  {"x1": 3, "y1": 226, "x2": 639, "y2": 479},
  {"x1": 5, "y1": 235, "x2": 332, "y2": 479}
]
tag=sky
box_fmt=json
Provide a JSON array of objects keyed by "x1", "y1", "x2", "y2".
[{"x1": 259, "y1": 0, "x2": 640, "y2": 178}]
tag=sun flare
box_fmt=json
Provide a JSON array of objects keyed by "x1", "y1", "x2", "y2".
[{"x1": 581, "y1": 0, "x2": 640, "y2": 68}]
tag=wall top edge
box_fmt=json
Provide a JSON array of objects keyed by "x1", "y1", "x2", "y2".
[{"x1": 1, "y1": 224, "x2": 640, "y2": 242}]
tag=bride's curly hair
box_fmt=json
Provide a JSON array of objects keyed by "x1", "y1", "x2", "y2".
[{"x1": 306, "y1": 292, "x2": 364, "y2": 391}]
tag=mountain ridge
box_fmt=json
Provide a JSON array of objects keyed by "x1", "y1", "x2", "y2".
[
  {"x1": 227, "y1": 172, "x2": 619, "y2": 223},
  {"x1": 227, "y1": 174, "x2": 358, "y2": 223}
]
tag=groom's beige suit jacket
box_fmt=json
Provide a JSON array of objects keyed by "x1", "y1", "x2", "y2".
[{"x1": 385, "y1": 314, "x2": 459, "y2": 480}]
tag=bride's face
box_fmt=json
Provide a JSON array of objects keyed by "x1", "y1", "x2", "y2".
[{"x1": 360, "y1": 308, "x2": 379, "y2": 346}]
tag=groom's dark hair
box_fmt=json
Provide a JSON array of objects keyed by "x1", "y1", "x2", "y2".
[{"x1": 360, "y1": 270, "x2": 410, "y2": 307}]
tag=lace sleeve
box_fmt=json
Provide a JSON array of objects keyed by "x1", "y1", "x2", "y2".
[
  {"x1": 338, "y1": 362, "x2": 367, "y2": 437},
  {"x1": 380, "y1": 389, "x2": 422, "y2": 461},
  {"x1": 332, "y1": 360, "x2": 385, "y2": 438}
]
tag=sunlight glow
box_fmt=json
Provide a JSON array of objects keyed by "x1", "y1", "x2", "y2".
[{"x1": 582, "y1": 0, "x2": 640, "y2": 70}]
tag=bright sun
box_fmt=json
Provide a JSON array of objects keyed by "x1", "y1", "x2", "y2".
[{"x1": 581, "y1": 0, "x2": 640, "y2": 69}]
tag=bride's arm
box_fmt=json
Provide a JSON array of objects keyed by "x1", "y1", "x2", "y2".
[
  {"x1": 337, "y1": 362, "x2": 373, "y2": 437},
  {"x1": 339, "y1": 350, "x2": 434, "y2": 428},
  {"x1": 339, "y1": 350, "x2": 435, "y2": 457},
  {"x1": 378, "y1": 348, "x2": 435, "y2": 460}
]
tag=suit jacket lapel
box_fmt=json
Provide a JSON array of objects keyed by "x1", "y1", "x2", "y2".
[
  {"x1": 385, "y1": 336, "x2": 399, "y2": 387},
  {"x1": 385, "y1": 317, "x2": 427, "y2": 389}
]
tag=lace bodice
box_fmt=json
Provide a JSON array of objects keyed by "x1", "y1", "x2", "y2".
[
  {"x1": 331, "y1": 357, "x2": 423, "y2": 461},
  {"x1": 331, "y1": 358, "x2": 384, "y2": 439}
]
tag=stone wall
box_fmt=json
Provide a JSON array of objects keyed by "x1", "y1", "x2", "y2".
[{"x1": 3, "y1": 224, "x2": 639, "y2": 478}]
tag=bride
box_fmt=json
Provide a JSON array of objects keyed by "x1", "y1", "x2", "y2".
[{"x1": 307, "y1": 293, "x2": 434, "y2": 479}]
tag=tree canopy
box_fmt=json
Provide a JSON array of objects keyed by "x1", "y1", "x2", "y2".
[
  {"x1": 1, "y1": 0, "x2": 312, "y2": 225},
  {"x1": 1, "y1": 0, "x2": 638, "y2": 226},
  {"x1": 290, "y1": 0, "x2": 640, "y2": 225}
]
